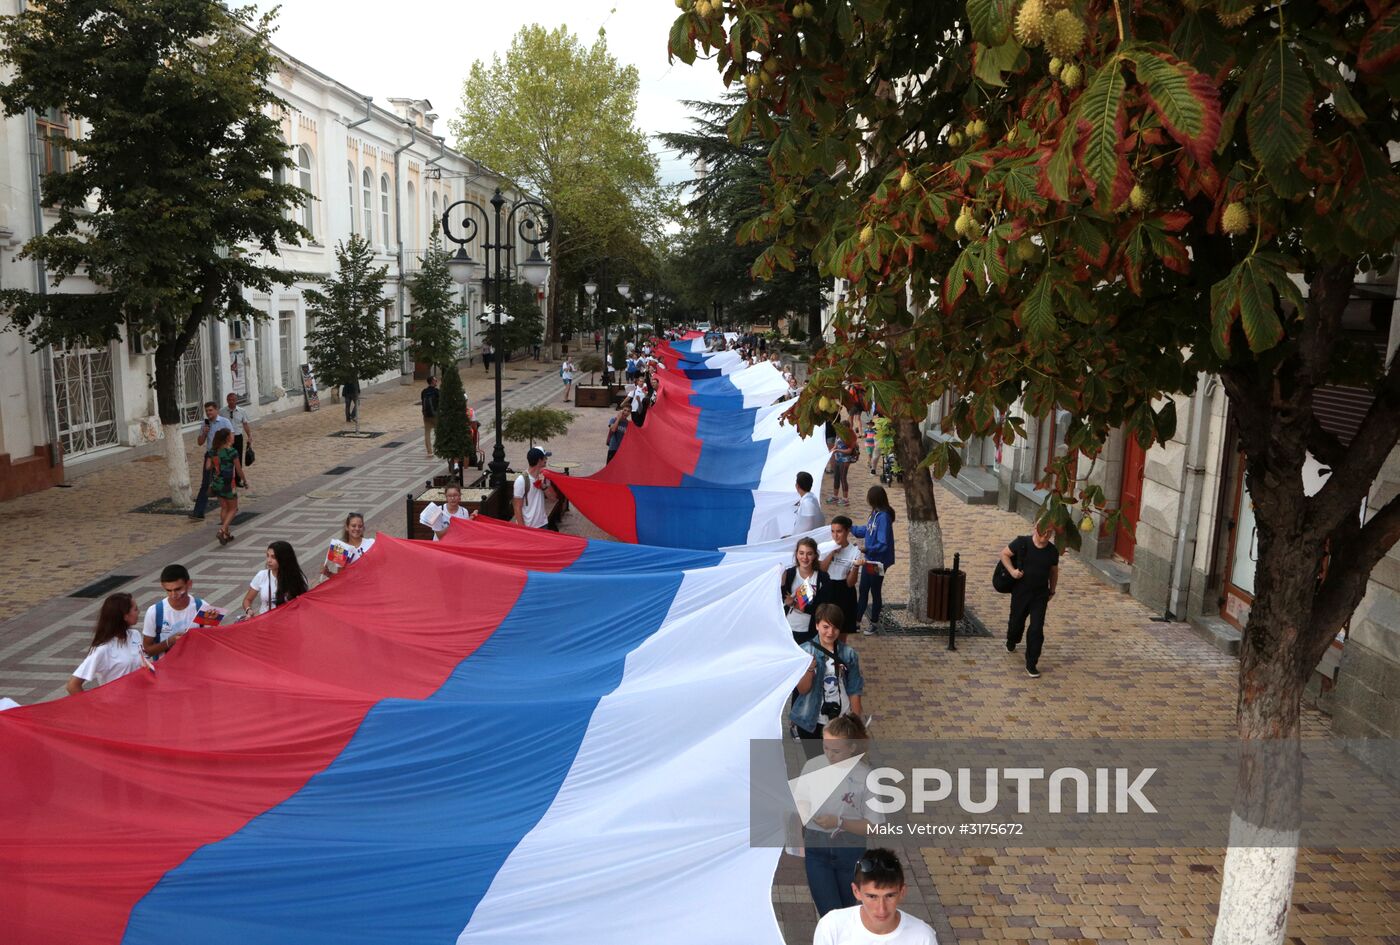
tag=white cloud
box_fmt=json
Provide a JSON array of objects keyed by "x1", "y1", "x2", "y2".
[{"x1": 249, "y1": 0, "x2": 726, "y2": 186}]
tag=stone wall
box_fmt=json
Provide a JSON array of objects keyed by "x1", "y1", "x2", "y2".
[{"x1": 1333, "y1": 447, "x2": 1400, "y2": 740}]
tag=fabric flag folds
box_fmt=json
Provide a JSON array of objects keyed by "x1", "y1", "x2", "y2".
[{"x1": 0, "y1": 535, "x2": 807, "y2": 945}]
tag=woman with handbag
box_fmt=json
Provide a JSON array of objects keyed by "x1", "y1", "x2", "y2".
[{"x1": 781, "y1": 537, "x2": 830, "y2": 644}]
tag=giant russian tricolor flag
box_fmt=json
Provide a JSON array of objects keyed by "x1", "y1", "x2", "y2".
[
  {"x1": 0, "y1": 535, "x2": 807, "y2": 945},
  {"x1": 545, "y1": 474, "x2": 805, "y2": 549},
  {"x1": 438, "y1": 515, "x2": 836, "y2": 571},
  {"x1": 552, "y1": 352, "x2": 827, "y2": 549}
]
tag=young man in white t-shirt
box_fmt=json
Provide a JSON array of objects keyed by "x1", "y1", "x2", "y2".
[
  {"x1": 512, "y1": 447, "x2": 556, "y2": 529},
  {"x1": 142, "y1": 564, "x2": 204, "y2": 658},
  {"x1": 812, "y1": 849, "x2": 937, "y2": 945},
  {"x1": 794, "y1": 470, "x2": 825, "y2": 534}
]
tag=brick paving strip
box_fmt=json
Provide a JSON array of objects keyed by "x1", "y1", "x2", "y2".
[{"x1": 0, "y1": 361, "x2": 562, "y2": 704}]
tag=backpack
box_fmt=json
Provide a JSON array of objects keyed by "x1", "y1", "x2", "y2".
[
  {"x1": 992, "y1": 538, "x2": 1021, "y2": 593},
  {"x1": 152, "y1": 597, "x2": 204, "y2": 659}
]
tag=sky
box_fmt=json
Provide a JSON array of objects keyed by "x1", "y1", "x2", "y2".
[{"x1": 248, "y1": 0, "x2": 727, "y2": 188}]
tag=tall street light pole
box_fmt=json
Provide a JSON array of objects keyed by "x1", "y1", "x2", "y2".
[
  {"x1": 442, "y1": 187, "x2": 552, "y2": 489},
  {"x1": 583, "y1": 263, "x2": 631, "y2": 385}
]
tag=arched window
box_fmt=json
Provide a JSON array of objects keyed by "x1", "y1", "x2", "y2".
[
  {"x1": 431, "y1": 191, "x2": 439, "y2": 241},
  {"x1": 347, "y1": 161, "x2": 356, "y2": 234},
  {"x1": 406, "y1": 182, "x2": 416, "y2": 249},
  {"x1": 361, "y1": 167, "x2": 374, "y2": 243},
  {"x1": 380, "y1": 174, "x2": 391, "y2": 245},
  {"x1": 296, "y1": 145, "x2": 314, "y2": 237}
]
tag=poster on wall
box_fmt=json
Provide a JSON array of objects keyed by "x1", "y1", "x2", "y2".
[
  {"x1": 301, "y1": 363, "x2": 320, "y2": 412},
  {"x1": 230, "y1": 349, "x2": 248, "y2": 400}
]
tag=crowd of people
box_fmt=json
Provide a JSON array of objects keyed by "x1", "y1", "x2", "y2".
[{"x1": 56, "y1": 327, "x2": 1076, "y2": 943}]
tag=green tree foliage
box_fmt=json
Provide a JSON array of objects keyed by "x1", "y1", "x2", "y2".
[
  {"x1": 575, "y1": 352, "x2": 605, "y2": 384},
  {"x1": 0, "y1": 0, "x2": 306, "y2": 505},
  {"x1": 407, "y1": 227, "x2": 467, "y2": 373},
  {"x1": 433, "y1": 367, "x2": 474, "y2": 464},
  {"x1": 498, "y1": 280, "x2": 544, "y2": 355},
  {"x1": 451, "y1": 25, "x2": 665, "y2": 352},
  {"x1": 304, "y1": 234, "x2": 399, "y2": 401},
  {"x1": 501, "y1": 405, "x2": 575, "y2": 449},
  {"x1": 611, "y1": 334, "x2": 628, "y2": 385},
  {"x1": 659, "y1": 94, "x2": 828, "y2": 346},
  {"x1": 674, "y1": 0, "x2": 1400, "y2": 935}
]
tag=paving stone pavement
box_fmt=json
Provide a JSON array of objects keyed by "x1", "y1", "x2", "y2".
[
  {"x1": 0, "y1": 357, "x2": 561, "y2": 704},
  {"x1": 4, "y1": 368, "x2": 1396, "y2": 943}
]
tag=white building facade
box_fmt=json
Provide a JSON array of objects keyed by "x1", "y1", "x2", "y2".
[{"x1": 0, "y1": 29, "x2": 532, "y2": 500}]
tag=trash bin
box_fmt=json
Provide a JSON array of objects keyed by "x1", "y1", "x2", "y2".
[
  {"x1": 926, "y1": 553, "x2": 966, "y2": 649},
  {"x1": 926, "y1": 569, "x2": 965, "y2": 622}
]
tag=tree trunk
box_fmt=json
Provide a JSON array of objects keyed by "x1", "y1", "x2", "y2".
[
  {"x1": 894, "y1": 416, "x2": 942, "y2": 618},
  {"x1": 1212, "y1": 522, "x2": 1314, "y2": 945},
  {"x1": 154, "y1": 345, "x2": 193, "y2": 509},
  {"x1": 807, "y1": 302, "x2": 824, "y2": 353}
]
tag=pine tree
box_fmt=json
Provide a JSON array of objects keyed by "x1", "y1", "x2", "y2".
[
  {"x1": 433, "y1": 367, "x2": 473, "y2": 468},
  {"x1": 303, "y1": 235, "x2": 399, "y2": 433},
  {"x1": 407, "y1": 227, "x2": 466, "y2": 373}
]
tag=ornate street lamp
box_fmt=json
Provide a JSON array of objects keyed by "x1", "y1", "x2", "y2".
[{"x1": 442, "y1": 187, "x2": 552, "y2": 489}]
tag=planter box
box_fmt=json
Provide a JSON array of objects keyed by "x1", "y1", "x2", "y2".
[{"x1": 574, "y1": 384, "x2": 613, "y2": 408}]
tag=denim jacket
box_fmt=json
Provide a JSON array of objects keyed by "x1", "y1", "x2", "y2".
[
  {"x1": 852, "y1": 509, "x2": 895, "y2": 566},
  {"x1": 790, "y1": 640, "x2": 864, "y2": 732}
]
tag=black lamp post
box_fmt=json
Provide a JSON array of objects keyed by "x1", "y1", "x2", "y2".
[
  {"x1": 583, "y1": 263, "x2": 631, "y2": 384},
  {"x1": 442, "y1": 187, "x2": 552, "y2": 489}
]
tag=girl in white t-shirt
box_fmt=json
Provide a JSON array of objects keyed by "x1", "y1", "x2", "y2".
[
  {"x1": 561, "y1": 358, "x2": 576, "y2": 403},
  {"x1": 320, "y1": 513, "x2": 376, "y2": 581},
  {"x1": 782, "y1": 537, "x2": 830, "y2": 643},
  {"x1": 242, "y1": 541, "x2": 310, "y2": 618},
  {"x1": 799, "y1": 714, "x2": 881, "y2": 916},
  {"x1": 66, "y1": 593, "x2": 149, "y2": 695}
]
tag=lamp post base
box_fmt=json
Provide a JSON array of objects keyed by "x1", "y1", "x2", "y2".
[{"x1": 488, "y1": 449, "x2": 509, "y2": 491}]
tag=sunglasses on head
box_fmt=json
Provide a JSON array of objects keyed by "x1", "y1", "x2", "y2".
[{"x1": 855, "y1": 854, "x2": 900, "y2": 875}]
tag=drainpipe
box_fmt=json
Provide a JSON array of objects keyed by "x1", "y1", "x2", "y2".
[
  {"x1": 346, "y1": 95, "x2": 373, "y2": 130},
  {"x1": 1167, "y1": 372, "x2": 1215, "y2": 620},
  {"x1": 21, "y1": 37, "x2": 63, "y2": 473},
  {"x1": 392, "y1": 121, "x2": 417, "y2": 380}
]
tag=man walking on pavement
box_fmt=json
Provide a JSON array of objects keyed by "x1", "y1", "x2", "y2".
[
  {"x1": 341, "y1": 377, "x2": 360, "y2": 424},
  {"x1": 189, "y1": 402, "x2": 233, "y2": 520},
  {"x1": 999, "y1": 521, "x2": 1060, "y2": 678},
  {"x1": 223, "y1": 392, "x2": 252, "y2": 488},
  {"x1": 420, "y1": 375, "x2": 440, "y2": 458}
]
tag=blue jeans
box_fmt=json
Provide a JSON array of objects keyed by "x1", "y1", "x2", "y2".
[
  {"x1": 857, "y1": 570, "x2": 885, "y2": 626},
  {"x1": 191, "y1": 458, "x2": 213, "y2": 517},
  {"x1": 804, "y1": 835, "x2": 864, "y2": 916}
]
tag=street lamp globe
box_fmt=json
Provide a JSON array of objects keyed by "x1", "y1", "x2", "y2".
[
  {"x1": 519, "y1": 247, "x2": 551, "y2": 288},
  {"x1": 447, "y1": 248, "x2": 479, "y2": 286},
  {"x1": 617, "y1": 281, "x2": 631, "y2": 300},
  {"x1": 583, "y1": 278, "x2": 598, "y2": 297}
]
